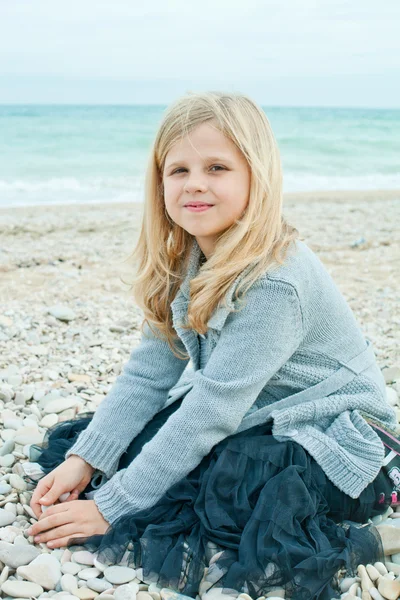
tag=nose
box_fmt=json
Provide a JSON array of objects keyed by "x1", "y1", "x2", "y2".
[{"x1": 183, "y1": 174, "x2": 208, "y2": 194}]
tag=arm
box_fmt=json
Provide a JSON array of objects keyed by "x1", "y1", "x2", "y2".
[
  {"x1": 64, "y1": 320, "x2": 190, "y2": 479},
  {"x1": 91, "y1": 279, "x2": 304, "y2": 523}
]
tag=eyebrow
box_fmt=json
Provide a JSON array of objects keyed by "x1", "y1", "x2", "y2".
[{"x1": 165, "y1": 155, "x2": 234, "y2": 170}]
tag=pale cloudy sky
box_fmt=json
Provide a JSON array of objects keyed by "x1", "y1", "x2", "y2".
[{"x1": 0, "y1": 0, "x2": 399, "y2": 107}]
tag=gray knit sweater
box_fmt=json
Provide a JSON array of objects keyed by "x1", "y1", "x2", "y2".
[{"x1": 65, "y1": 238, "x2": 397, "y2": 524}]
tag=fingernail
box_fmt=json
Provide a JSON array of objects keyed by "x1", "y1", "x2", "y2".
[
  {"x1": 26, "y1": 528, "x2": 32, "y2": 535},
  {"x1": 41, "y1": 496, "x2": 48, "y2": 503}
]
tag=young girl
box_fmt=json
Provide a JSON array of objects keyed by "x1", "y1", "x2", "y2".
[{"x1": 27, "y1": 92, "x2": 398, "y2": 600}]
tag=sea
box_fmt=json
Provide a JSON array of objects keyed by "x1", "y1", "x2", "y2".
[{"x1": 1, "y1": 105, "x2": 399, "y2": 208}]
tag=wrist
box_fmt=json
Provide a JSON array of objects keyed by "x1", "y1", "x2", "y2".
[{"x1": 66, "y1": 454, "x2": 96, "y2": 475}]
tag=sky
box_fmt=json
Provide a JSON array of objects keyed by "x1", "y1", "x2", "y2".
[{"x1": 0, "y1": 0, "x2": 399, "y2": 108}]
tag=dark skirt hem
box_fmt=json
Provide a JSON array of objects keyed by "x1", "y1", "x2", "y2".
[{"x1": 31, "y1": 408, "x2": 393, "y2": 600}]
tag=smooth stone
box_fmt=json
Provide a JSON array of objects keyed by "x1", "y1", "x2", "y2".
[
  {"x1": 0, "y1": 483, "x2": 12, "y2": 495},
  {"x1": 160, "y1": 588, "x2": 192, "y2": 600},
  {"x1": 60, "y1": 574, "x2": 79, "y2": 594},
  {"x1": 376, "y1": 525, "x2": 400, "y2": 554},
  {"x1": 358, "y1": 565, "x2": 374, "y2": 592},
  {"x1": 348, "y1": 582, "x2": 360, "y2": 595},
  {"x1": 86, "y1": 578, "x2": 112, "y2": 593},
  {"x1": 0, "y1": 541, "x2": 41, "y2": 567},
  {"x1": 0, "y1": 510, "x2": 16, "y2": 527},
  {"x1": 60, "y1": 548, "x2": 73, "y2": 564},
  {"x1": 374, "y1": 562, "x2": 389, "y2": 575},
  {"x1": 43, "y1": 398, "x2": 80, "y2": 415},
  {"x1": 113, "y1": 584, "x2": 137, "y2": 600},
  {"x1": 97, "y1": 596, "x2": 115, "y2": 600},
  {"x1": 62, "y1": 563, "x2": 85, "y2": 576},
  {"x1": 366, "y1": 565, "x2": 381, "y2": 582},
  {"x1": 74, "y1": 588, "x2": 99, "y2": 599},
  {"x1": 0, "y1": 454, "x2": 16, "y2": 467},
  {"x1": 390, "y1": 551, "x2": 400, "y2": 564},
  {"x1": 1, "y1": 580, "x2": 44, "y2": 598},
  {"x1": 0, "y1": 528, "x2": 18, "y2": 543},
  {"x1": 40, "y1": 414, "x2": 59, "y2": 428},
  {"x1": 369, "y1": 587, "x2": 385, "y2": 600},
  {"x1": 9, "y1": 474, "x2": 27, "y2": 492},
  {"x1": 78, "y1": 569, "x2": 101, "y2": 581},
  {"x1": 13, "y1": 427, "x2": 43, "y2": 445},
  {"x1": 16, "y1": 553, "x2": 62, "y2": 590},
  {"x1": 103, "y1": 566, "x2": 136, "y2": 585},
  {"x1": 48, "y1": 306, "x2": 76, "y2": 322},
  {"x1": 377, "y1": 577, "x2": 400, "y2": 600},
  {"x1": 92, "y1": 557, "x2": 106, "y2": 572},
  {"x1": 137, "y1": 594, "x2": 153, "y2": 600},
  {"x1": 340, "y1": 577, "x2": 358, "y2": 592},
  {"x1": 384, "y1": 562, "x2": 400, "y2": 576},
  {"x1": 71, "y1": 552, "x2": 95, "y2": 566},
  {"x1": 265, "y1": 592, "x2": 285, "y2": 599},
  {"x1": 0, "y1": 440, "x2": 15, "y2": 456}
]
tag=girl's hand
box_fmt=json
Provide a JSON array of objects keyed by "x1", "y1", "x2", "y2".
[
  {"x1": 26, "y1": 500, "x2": 110, "y2": 548},
  {"x1": 30, "y1": 456, "x2": 96, "y2": 519}
]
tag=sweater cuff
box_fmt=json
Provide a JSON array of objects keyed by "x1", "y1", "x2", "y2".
[
  {"x1": 92, "y1": 475, "x2": 137, "y2": 524},
  {"x1": 64, "y1": 429, "x2": 126, "y2": 480}
]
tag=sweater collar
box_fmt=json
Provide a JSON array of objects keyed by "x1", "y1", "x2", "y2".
[{"x1": 175, "y1": 238, "x2": 257, "y2": 331}]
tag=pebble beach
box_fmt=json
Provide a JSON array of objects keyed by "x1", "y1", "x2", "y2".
[{"x1": 1, "y1": 189, "x2": 400, "y2": 600}]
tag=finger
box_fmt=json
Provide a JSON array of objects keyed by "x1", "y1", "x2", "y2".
[
  {"x1": 33, "y1": 522, "x2": 78, "y2": 544},
  {"x1": 45, "y1": 533, "x2": 86, "y2": 549},
  {"x1": 30, "y1": 480, "x2": 53, "y2": 518},
  {"x1": 64, "y1": 489, "x2": 79, "y2": 502},
  {"x1": 29, "y1": 504, "x2": 70, "y2": 536}
]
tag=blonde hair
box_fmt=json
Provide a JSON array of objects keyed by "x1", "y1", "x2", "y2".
[{"x1": 123, "y1": 91, "x2": 300, "y2": 359}]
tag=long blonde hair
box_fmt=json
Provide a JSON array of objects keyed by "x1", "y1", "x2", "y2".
[{"x1": 123, "y1": 91, "x2": 300, "y2": 359}]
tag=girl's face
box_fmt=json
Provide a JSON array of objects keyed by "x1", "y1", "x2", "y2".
[{"x1": 162, "y1": 122, "x2": 251, "y2": 259}]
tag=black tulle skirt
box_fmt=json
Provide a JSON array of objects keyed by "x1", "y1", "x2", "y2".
[{"x1": 31, "y1": 399, "x2": 394, "y2": 600}]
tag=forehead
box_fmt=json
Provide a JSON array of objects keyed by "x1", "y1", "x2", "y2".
[{"x1": 164, "y1": 122, "x2": 240, "y2": 166}]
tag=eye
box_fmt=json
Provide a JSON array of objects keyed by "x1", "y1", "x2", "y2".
[{"x1": 171, "y1": 165, "x2": 225, "y2": 175}]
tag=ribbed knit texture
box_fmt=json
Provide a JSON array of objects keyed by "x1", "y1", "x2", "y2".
[{"x1": 65, "y1": 238, "x2": 397, "y2": 524}]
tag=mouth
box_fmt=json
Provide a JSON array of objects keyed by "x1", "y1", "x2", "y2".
[{"x1": 184, "y1": 204, "x2": 214, "y2": 212}]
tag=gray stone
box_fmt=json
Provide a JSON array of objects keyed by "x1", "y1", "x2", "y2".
[
  {"x1": 0, "y1": 540, "x2": 41, "y2": 568},
  {"x1": 103, "y1": 566, "x2": 137, "y2": 584},
  {"x1": 48, "y1": 305, "x2": 76, "y2": 322},
  {"x1": 16, "y1": 553, "x2": 62, "y2": 590},
  {"x1": 1, "y1": 579, "x2": 44, "y2": 598},
  {"x1": 0, "y1": 510, "x2": 18, "y2": 527}
]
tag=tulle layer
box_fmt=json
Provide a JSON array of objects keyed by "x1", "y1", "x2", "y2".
[{"x1": 33, "y1": 409, "x2": 393, "y2": 600}]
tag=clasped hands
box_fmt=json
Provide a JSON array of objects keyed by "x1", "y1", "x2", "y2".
[{"x1": 29, "y1": 455, "x2": 111, "y2": 549}]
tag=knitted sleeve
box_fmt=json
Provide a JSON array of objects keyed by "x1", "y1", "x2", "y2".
[
  {"x1": 92, "y1": 278, "x2": 304, "y2": 523},
  {"x1": 64, "y1": 320, "x2": 190, "y2": 478}
]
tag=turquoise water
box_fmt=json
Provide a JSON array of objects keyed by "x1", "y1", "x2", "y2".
[{"x1": 1, "y1": 105, "x2": 399, "y2": 207}]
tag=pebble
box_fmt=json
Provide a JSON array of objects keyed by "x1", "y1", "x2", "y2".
[
  {"x1": 48, "y1": 305, "x2": 77, "y2": 322},
  {"x1": 114, "y1": 584, "x2": 139, "y2": 600},
  {"x1": 86, "y1": 577, "x2": 112, "y2": 593},
  {"x1": 103, "y1": 566, "x2": 137, "y2": 584},
  {"x1": 78, "y1": 568, "x2": 102, "y2": 580},
  {"x1": 377, "y1": 577, "x2": 400, "y2": 600},
  {"x1": 61, "y1": 562, "x2": 83, "y2": 575},
  {"x1": 9, "y1": 474, "x2": 27, "y2": 491},
  {"x1": 0, "y1": 440, "x2": 15, "y2": 456},
  {"x1": 13, "y1": 426, "x2": 44, "y2": 445},
  {"x1": 0, "y1": 454, "x2": 16, "y2": 467},
  {"x1": 0, "y1": 510, "x2": 16, "y2": 527},
  {"x1": 60, "y1": 573, "x2": 79, "y2": 594},
  {"x1": 43, "y1": 397, "x2": 80, "y2": 414},
  {"x1": 374, "y1": 562, "x2": 389, "y2": 576},
  {"x1": 74, "y1": 587, "x2": 99, "y2": 599},
  {"x1": 0, "y1": 541, "x2": 41, "y2": 567},
  {"x1": 72, "y1": 551, "x2": 96, "y2": 566},
  {"x1": 0, "y1": 483, "x2": 12, "y2": 495},
  {"x1": 16, "y1": 553, "x2": 62, "y2": 590},
  {"x1": 1, "y1": 579, "x2": 44, "y2": 598}
]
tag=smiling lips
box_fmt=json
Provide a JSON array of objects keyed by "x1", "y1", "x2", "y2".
[{"x1": 184, "y1": 204, "x2": 213, "y2": 212}]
